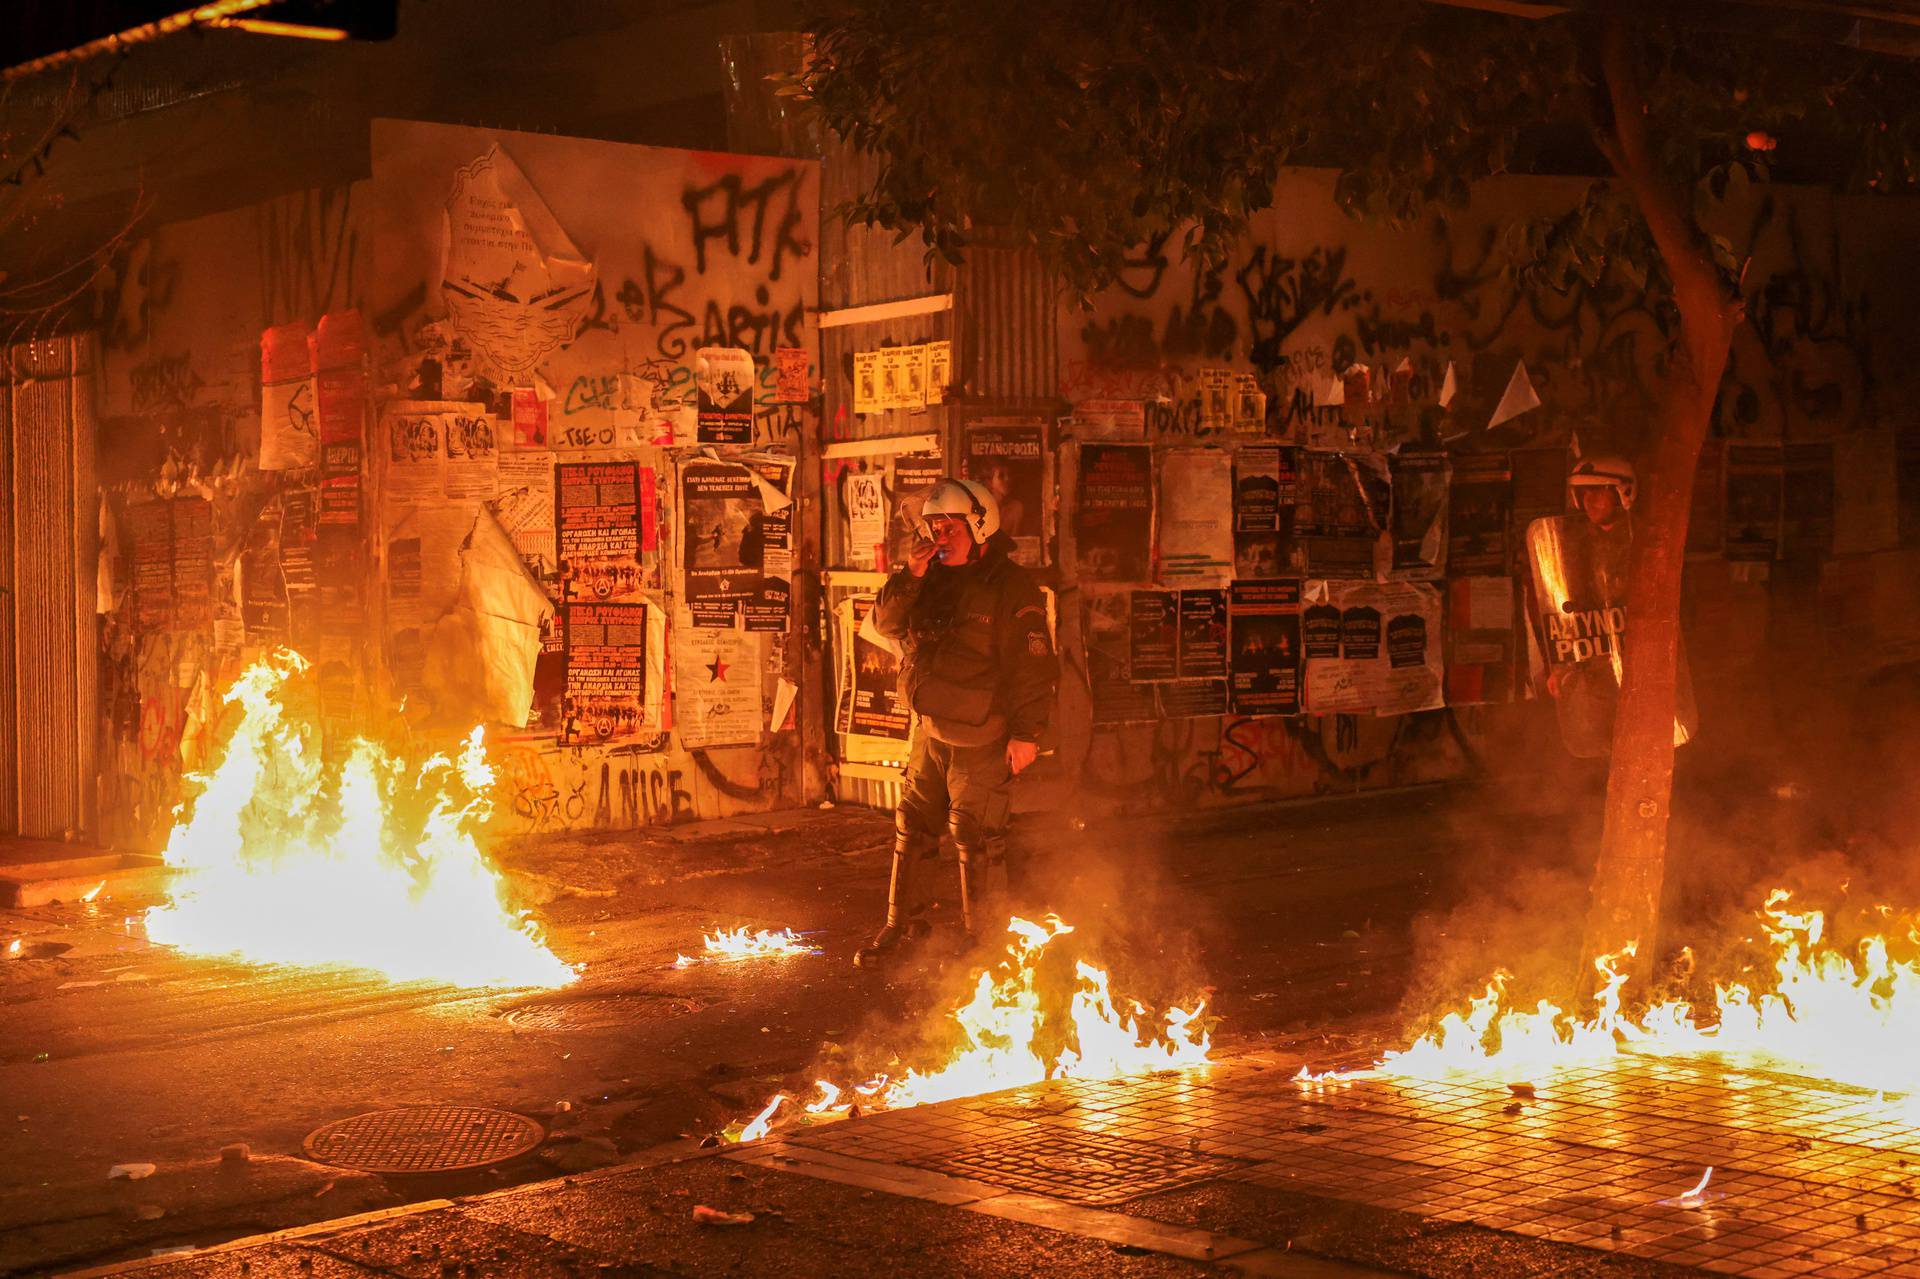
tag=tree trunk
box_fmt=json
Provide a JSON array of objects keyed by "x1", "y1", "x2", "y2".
[{"x1": 1579, "y1": 19, "x2": 1741, "y2": 992}]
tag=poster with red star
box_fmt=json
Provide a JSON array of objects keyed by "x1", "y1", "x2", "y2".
[{"x1": 671, "y1": 607, "x2": 761, "y2": 747}]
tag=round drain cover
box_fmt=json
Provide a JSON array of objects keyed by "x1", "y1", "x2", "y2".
[
  {"x1": 302, "y1": 1106, "x2": 543, "y2": 1174},
  {"x1": 502, "y1": 992, "x2": 698, "y2": 1030}
]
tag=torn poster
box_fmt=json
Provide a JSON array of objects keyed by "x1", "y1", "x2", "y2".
[
  {"x1": 557, "y1": 460, "x2": 644, "y2": 603},
  {"x1": 886, "y1": 451, "x2": 945, "y2": 570},
  {"x1": 560, "y1": 600, "x2": 648, "y2": 744},
  {"x1": 839, "y1": 596, "x2": 909, "y2": 740},
  {"x1": 129, "y1": 500, "x2": 174, "y2": 631},
  {"x1": 925, "y1": 341, "x2": 951, "y2": 405},
  {"x1": 744, "y1": 455, "x2": 795, "y2": 632},
  {"x1": 1128, "y1": 590, "x2": 1178, "y2": 682},
  {"x1": 493, "y1": 450, "x2": 556, "y2": 577},
  {"x1": 1074, "y1": 442, "x2": 1152, "y2": 583},
  {"x1": 384, "y1": 502, "x2": 474, "y2": 630},
  {"x1": 443, "y1": 410, "x2": 499, "y2": 501},
  {"x1": 1070, "y1": 398, "x2": 1147, "y2": 441},
  {"x1": 1302, "y1": 580, "x2": 1443, "y2": 716},
  {"x1": 1389, "y1": 451, "x2": 1450, "y2": 579},
  {"x1": 241, "y1": 498, "x2": 289, "y2": 643},
  {"x1": 382, "y1": 403, "x2": 449, "y2": 502},
  {"x1": 1085, "y1": 589, "x2": 1158, "y2": 725},
  {"x1": 259, "y1": 322, "x2": 317, "y2": 471},
  {"x1": 964, "y1": 419, "x2": 1047, "y2": 565},
  {"x1": 129, "y1": 497, "x2": 213, "y2": 632},
  {"x1": 774, "y1": 346, "x2": 810, "y2": 404},
  {"x1": 1232, "y1": 373, "x2": 1266, "y2": 435},
  {"x1": 1157, "y1": 448, "x2": 1234, "y2": 583},
  {"x1": 1200, "y1": 368, "x2": 1232, "y2": 432},
  {"x1": 696, "y1": 346, "x2": 755, "y2": 444},
  {"x1": 845, "y1": 471, "x2": 887, "y2": 571},
  {"x1": 1295, "y1": 451, "x2": 1385, "y2": 580},
  {"x1": 1229, "y1": 579, "x2": 1300, "y2": 716},
  {"x1": 853, "y1": 351, "x2": 880, "y2": 415},
  {"x1": 1445, "y1": 576, "x2": 1514, "y2": 705},
  {"x1": 1447, "y1": 452, "x2": 1511, "y2": 574},
  {"x1": 439, "y1": 144, "x2": 596, "y2": 381},
  {"x1": 311, "y1": 312, "x2": 368, "y2": 527},
  {"x1": 1176, "y1": 588, "x2": 1228, "y2": 680},
  {"x1": 1725, "y1": 444, "x2": 1784, "y2": 562},
  {"x1": 672, "y1": 609, "x2": 762, "y2": 747},
  {"x1": 1487, "y1": 359, "x2": 1541, "y2": 431}
]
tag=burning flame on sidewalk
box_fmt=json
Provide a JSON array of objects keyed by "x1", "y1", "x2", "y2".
[
  {"x1": 675, "y1": 927, "x2": 818, "y2": 966},
  {"x1": 143, "y1": 653, "x2": 576, "y2": 990},
  {"x1": 1309, "y1": 889, "x2": 1920, "y2": 1096},
  {"x1": 733, "y1": 915, "x2": 1211, "y2": 1142}
]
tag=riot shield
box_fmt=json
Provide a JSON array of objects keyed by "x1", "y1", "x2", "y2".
[{"x1": 1526, "y1": 515, "x2": 1697, "y2": 759}]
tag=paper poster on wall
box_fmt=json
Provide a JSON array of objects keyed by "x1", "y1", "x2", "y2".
[
  {"x1": 1302, "y1": 580, "x2": 1443, "y2": 715},
  {"x1": 1726, "y1": 444, "x2": 1784, "y2": 562},
  {"x1": 672, "y1": 609, "x2": 762, "y2": 747},
  {"x1": 260, "y1": 322, "x2": 316, "y2": 471},
  {"x1": 382, "y1": 403, "x2": 447, "y2": 501},
  {"x1": 1233, "y1": 445, "x2": 1295, "y2": 579},
  {"x1": 1781, "y1": 442, "x2": 1835, "y2": 561},
  {"x1": 1389, "y1": 451, "x2": 1450, "y2": 579},
  {"x1": 1159, "y1": 679, "x2": 1228, "y2": 718},
  {"x1": 840, "y1": 596, "x2": 909, "y2": 740},
  {"x1": 1229, "y1": 579, "x2": 1300, "y2": 715},
  {"x1": 1074, "y1": 442, "x2": 1152, "y2": 582},
  {"x1": 1295, "y1": 451, "x2": 1383, "y2": 580},
  {"x1": 925, "y1": 341, "x2": 951, "y2": 405},
  {"x1": 129, "y1": 502, "x2": 173, "y2": 631},
  {"x1": 443, "y1": 410, "x2": 499, "y2": 500},
  {"x1": 242, "y1": 499, "x2": 289, "y2": 642},
  {"x1": 312, "y1": 313, "x2": 368, "y2": 528},
  {"x1": 171, "y1": 497, "x2": 213, "y2": 631},
  {"x1": 439, "y1": 144, "x2": 596, "y2": 381},
  {"x1": 493, "y1": 451, "x2": 556, "y2": 577},
  {"x1": 853, "y1": 351, "x2": 880, "y2": 414},
  {"x1": 963, "y1": 418, "x2": 1047, "y2": 565},
  {"x1": 1157, "y1": 448, "x2": 1234, "y2": 583},
  {"x1": 1127, "y1": 589, "x2": 1178, "y2": 682},
  {"x1": 1449, "y1": 452, "x2": 1511, "y2": 574},
  {"x1": 774, "y1": 346, "x2": 811, "y2": 404},
  {"x1": 510, "y1": 386, "x2": 548, "y2": 448},
  {"x1": 696, "y1": 346, "x2": 755, "y2": 444},
  {"x1": 845, "y1": 471, "x2": 887, "y2": 571},
  {"x1": 1445, "y1": 576, "x2": 1515, "y2": 705},
  {"x1": 1085, "y1": 589, "x2": 1158, "y2": 724},
  {"x1": 1071, "y1": 398, "x2": 1146, "y2": 441},
  {"x1": 886, "y1": 451, "x2": 945, "y2": 570},
  {"x1": 1176, "y1": 588, "x2": 1228, "y2": 680},
  {"x1": 560, "y1": 601, "x2": 647, "y2": 744},
  {"x1": 745, "y1": 455, "x2": 795, "y2": 632},
  {"x1": 680, "y1": 456, "x2": 792, "y2": 628},
  {"x1": 556, "y1": 460, "x2": 643, "y2": 602},
  {"x1": 385, "y1": 502, "x2": 474, "y2": 629}
]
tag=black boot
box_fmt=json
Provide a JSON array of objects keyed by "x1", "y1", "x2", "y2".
[
  {"x1": 855, "y1": 830, "x2": 937, "y2": 969},
  {"x1": 954, "y1": 839, "x2": 1009, "y2": 941}
]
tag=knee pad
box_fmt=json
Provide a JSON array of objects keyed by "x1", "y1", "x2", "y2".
[{"x1": 895, "y1": 805, "x2": 940, "y2": 859}]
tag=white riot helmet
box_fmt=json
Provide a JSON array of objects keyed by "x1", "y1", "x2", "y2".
[
  {"x1": 1569, "y1": 453, "x2": 1636, "y2": 510},
  {"x1": 919, "y1": 477, "x2": 1000, "y2": 544}
]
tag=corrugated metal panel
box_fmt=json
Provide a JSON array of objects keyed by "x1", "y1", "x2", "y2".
[
  {"x1": 6, "y1": 336, "x2": 96, "y2": 839},
  {"x1": 954, "y1": 245, "x2": 1057, "y2": 402}
]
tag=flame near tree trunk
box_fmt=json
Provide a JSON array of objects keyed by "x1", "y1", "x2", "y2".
[
  {"x1": 144, "y1": 653, "x2": 576, "y2": 990},
  {"x1": 1312, "y1": 889, "x2": 1920, "y2": 1098}
]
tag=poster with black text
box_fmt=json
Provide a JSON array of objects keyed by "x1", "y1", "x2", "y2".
[
  {"x1": 1128, "y1": 589, "x2": 1178, "y2": 682},
  {"x1": 963, "y1": 419, "x2": 1047, "y2": 565},
  {"x1": 1176, "y1": 588, "x2": 1228, "y2": 680},
  {"x1": 681, "y1": 460, "x2": 761, "y2": 626},
  {"x1": 561, "y1": 601, "x2": 647, "y2": 744},
  {"x1": 1074, "y1": 443, "x2": 1152, "y2": 582},
  {"x1": 556, "y1": 460, "x2": 643, "y2": 602}
]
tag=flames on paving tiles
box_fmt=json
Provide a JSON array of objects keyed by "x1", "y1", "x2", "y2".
[
  {"x1": 675, "y1": 926, "x2": 819, "y2": 966},
  {"x1": 1305, "y1": 887, "x2": 1920, "y2": 1100},
  {"x1": 731, "y1": 914, "x2": 1214, "y2": 1142},
  {"x1": 143, "y1": 652, "x2": 577, "y2": 990}
]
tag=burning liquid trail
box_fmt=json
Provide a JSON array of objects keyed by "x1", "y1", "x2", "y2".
[
  {"x1": 675, "y1": 927, "x2": 818, "y2": 966},
  {"x1": 1307, "y1": 889, "x2": 1920, "y2": 1098},
  {"x1": 732, "y1": 915, "x2": 1211, "y2": 1141},
  {"x1": 144, "y1": 653, "x2": 576, "y2": 990}
]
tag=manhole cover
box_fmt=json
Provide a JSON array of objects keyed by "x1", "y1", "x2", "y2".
[
  {"x1": 908, "y1": 1131, "x2": 1239, "y2": 1204},
  {"x1": 302, "y1": 1106, "x2": 543, "y2": 1174},
  {"x1": 501, "y1": 991, "x2": 699, "y2": 1030}
]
